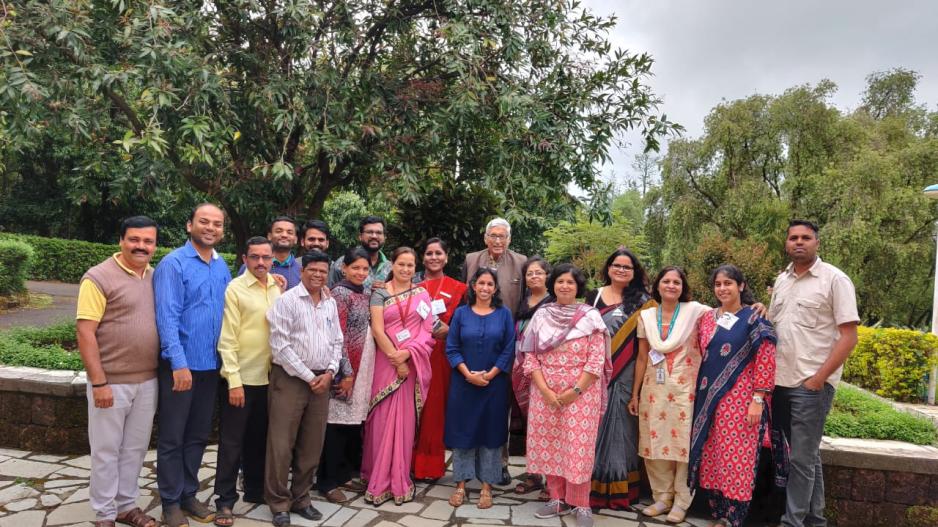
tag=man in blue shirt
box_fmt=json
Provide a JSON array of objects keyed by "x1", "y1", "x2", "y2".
[
  {"x1": 238, "y1": 216, "x2": 302, "y2": 290},
  {"x1": 154, "y1": 203, "x2": 232, "y2": 527}
]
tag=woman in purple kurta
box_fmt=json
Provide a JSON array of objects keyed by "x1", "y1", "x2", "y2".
[{"x1": 361, "y1": 247, "x2": 435, "y2": 505}]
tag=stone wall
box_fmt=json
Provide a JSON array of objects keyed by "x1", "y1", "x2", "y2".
[
  {"x1": 0, "y1": 366, "x2": 89, "y2": 454},
  {"x1": 821, "y1": 437, "x2": 938, "y2": 527}
]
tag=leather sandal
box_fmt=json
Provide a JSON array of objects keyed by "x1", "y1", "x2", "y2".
[
  {"x1": 214, "y1": 506, "x2": 234, "y2": 526},
  {"x1": 477, "y1": 488, "x2": 493, "y2": 509},
  {"x1": 641, "y1": 501, "x2": 671, "y2": 517},
  {"x1": 448, "y1": 487, "x2": 467, "y2": 507},
  {"x1": 161, "y1": 507, "x2": 190, "y2": 527},
  {"x1": 116, "y1": 508, "x2": 157, "y2": 527}
]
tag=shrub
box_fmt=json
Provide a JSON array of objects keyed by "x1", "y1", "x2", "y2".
[
  {"x1": 0, "y1": 233, "x2": 237, "y2": 283},
  {"x1": 544, "y1": 210, "x2": 649, "y2": 287},
  {"x1": 824, "y1": 385, "x2": 937, "y2": 445},
  {"x1": 0, "y1": 322, "x2": 83, "y2": 370},
  {"x1": 843, "y1": 326, "x2": 938, "y2": 402},
  {"x1": 0, "y1": 239, "x2": 35, "y2": 295}
]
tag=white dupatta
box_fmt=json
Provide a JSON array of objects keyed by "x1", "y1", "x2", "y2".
[{"x1": 639, "y1": 301, "x2": 709, "y2": 353}]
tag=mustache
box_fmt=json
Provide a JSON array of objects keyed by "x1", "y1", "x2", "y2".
[{"x1": 131, "y1": 249, "x2": 149, "y2": 255}]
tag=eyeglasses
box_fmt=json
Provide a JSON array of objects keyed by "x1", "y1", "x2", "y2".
[
  {"x1": 610, "y1": 264, "x2": 634, "y2": 272},
  {"x1": 525, "y1": 271, "x2": 546, "y2": 277},
  {"x1": 486, "y1": 234, "x2": 508, "y2": 241},
  {"x1": 246, "y1": 255, "x2": 274, "y2": 262}
]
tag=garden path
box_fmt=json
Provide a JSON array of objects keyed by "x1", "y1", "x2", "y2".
[{"x1": 0, "y1": 281, "x2": 78, "y2": 330}]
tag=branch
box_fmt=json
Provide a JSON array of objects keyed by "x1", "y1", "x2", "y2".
[{"x1": 685, "y1": 167, "x2": 720, "y2": 210}]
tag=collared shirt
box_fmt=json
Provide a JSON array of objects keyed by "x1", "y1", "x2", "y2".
[
  {"x1": 217, "y1": 272, "x2": 281, "y2": 388},
  {"x1": 328, "y1": 249, "x2": 391, "y2": 291},
  {"x1": 154, "y1": 241, "x2": 232, "y2": 371},
  {"x1": 76, "y1": 253, "x2": 152, "y2": 321},
  {"x1": 267, "y1": 284, "x2": 343, "y2": 382},
  {"x1": 237, "y1": 252, "x2": 302, "y2": 290},
  {"x1": 769, "y1": 257, "x2": 859, "y2": 388}
]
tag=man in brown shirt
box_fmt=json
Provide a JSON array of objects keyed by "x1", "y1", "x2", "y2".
[
  {"x1": 461, "y1": 217, "x2": 527, "y2": 317},
  {"x1": 76, "y1": 216, "x2": 161, "y2": 527},
  {"x1": 769, "y1": 219, "x2": 859, "y2": 527}
]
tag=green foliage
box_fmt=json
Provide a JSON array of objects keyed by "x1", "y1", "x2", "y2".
[
  {"x1": 1, "y1": 0, "x2": 677, "y2": 254},
  {"x1": 544, "y1": 210, "x2": 647, "y2": 286},
  {"x1": 824, "y1": 385, "x2": 937, "y2": 445},
  {"x1": 320, "y1": 191, "x2": 398, "y2": 254},
  {"x1": 653, "y1": 71, "x2": 938, "y2": 326},
  {"x1": 683, "y1": 231, "x2": 779, "y2": 306},
  {"x1": 843, "y1": 326, "x2": 938, "y2": 402},
  {"x1": 0, "y1": 322, "x2": 83, "y2": 371},
  {"x1": 907, "y1": 506, "x2": 938, "y2": 527},
  {"x1": 0, "y1": 239, "x2": 34, "y2": 295},
  {"x1": 0, "y1": 233, "x2": 237, "y2": 283}
]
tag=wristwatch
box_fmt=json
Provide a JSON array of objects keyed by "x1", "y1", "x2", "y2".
[
  {"x1": 573, "y1": 386, "x2": 582, "y2": 396},
  {"x1": 752, "y1": 394, "x2": 765, "y2": 405}
]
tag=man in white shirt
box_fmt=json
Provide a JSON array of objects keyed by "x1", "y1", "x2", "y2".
[{"x1": 264, "y1": 250, "x2": 343, "y2": 527}]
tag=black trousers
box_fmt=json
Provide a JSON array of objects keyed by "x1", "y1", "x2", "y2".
[
  {"x1": 214, "y1": 383, "x2": 268, "y2": 508},
  {"x1": 316, "y1": 423, "x2": 362, "y2": 493},
  {"x1": 156, "y1": 361, "x2": 218, "y2": 508}
]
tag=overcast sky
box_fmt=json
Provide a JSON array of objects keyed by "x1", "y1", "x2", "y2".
[{"x1": 582, "y1": 0, "x2": 938, "y2": 185}]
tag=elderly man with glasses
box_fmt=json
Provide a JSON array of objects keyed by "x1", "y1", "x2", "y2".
[{"x1": 461, "y1": 218, "x2": 528, "y2": 318}]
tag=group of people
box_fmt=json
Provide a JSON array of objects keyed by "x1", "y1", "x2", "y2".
[{"x1": 77, "y1": 204, "x2": 858, "y2": 527}]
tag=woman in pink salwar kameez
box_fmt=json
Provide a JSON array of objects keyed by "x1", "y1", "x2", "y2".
[{"x1": 361, "y1": 247, "x2": 435, "y2": 505}]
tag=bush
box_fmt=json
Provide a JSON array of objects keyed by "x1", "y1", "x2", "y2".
[
  {"x1": 843, "y1": 326, "x2": 938, "y2": 402},
  {"x1": 0, "y1": 322, "x2": 83, "y2": 370},
  {"x1": 544, "y1": 210, "x2": 648, "y2": 287},
  {"x1": 0, "y1": 233, "x2": 237, "y2": 283},
  {"x1": 824, "y1": 385, "x2": 937, "y2": 445},
  {"x1": 0, "y1": 239, "x2": 35, "y2": 295}
]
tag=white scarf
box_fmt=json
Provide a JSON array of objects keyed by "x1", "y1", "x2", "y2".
[{"x1": 640, "y1": 301, "x2": 709, "y2": 353}]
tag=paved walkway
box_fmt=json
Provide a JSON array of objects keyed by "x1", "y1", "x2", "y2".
[
  {"x1": 0, "y1": 281, "x2": 78, "y2": 330},
  {"x1": 0, "y1": 445, "x2": 768, "y2": 527}
]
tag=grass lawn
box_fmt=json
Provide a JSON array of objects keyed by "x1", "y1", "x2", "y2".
[{"x1": 825, "y1": 384, "x2": 938, "y2": 446}]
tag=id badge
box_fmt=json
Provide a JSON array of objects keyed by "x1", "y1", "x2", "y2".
[
  {"x1": 717, "y1": 312, "x2": 739, "y2": 330},
  {"x1": 395, "y1": 329, "x2": 411, "y2": 342},
  {"x1": 649, "y1": 349, "x2": 666, "y2": 366},
  {"x1": 431, "y1": 299, "x2": 447, "y2": 315},
  {"x1": 416, "y1": 300, "x2": 431, "y2": 319},
  {"x1": 612, "y1": 307, "x2": 624, "y2": 318},
  {"x1": 655, "y1": 366, "x2": 666, "y2": 385}
]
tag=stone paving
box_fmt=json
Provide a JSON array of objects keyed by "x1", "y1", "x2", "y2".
[{"x1": 0, "y1": 445, "x2": 741, "y2": 527}]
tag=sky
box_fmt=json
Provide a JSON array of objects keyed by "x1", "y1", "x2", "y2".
[{"x1": 582, "y1": 0, "x2": 938, "y2": 185}]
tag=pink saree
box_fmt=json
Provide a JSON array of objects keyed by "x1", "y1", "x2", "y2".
[{"x1": 362, "y1": 286, "x2": 435, "y2": 505}]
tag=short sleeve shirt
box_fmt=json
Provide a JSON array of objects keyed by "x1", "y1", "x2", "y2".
[{"x1": 768, "y1": 257, "x2": 859, "y2": 388}]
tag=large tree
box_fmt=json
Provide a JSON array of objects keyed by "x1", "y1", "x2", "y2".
[{"x1": 1, "y1": 0, "x2": 677, "y2": 249}]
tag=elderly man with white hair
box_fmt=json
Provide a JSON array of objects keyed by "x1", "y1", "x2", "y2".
[{"x1": 461, "y1": 218, "x2": 528, "y2": 318}]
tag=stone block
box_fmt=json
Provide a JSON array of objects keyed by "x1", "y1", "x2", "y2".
[
  {"x1": 0, "y1": 510, "x2": 46, "y2": 527},
  {"x1": 3, "y1": 392, "x2": 33, "y2": 425},
  {"x1": 55, "y1": 396, "x2": 88, "y2": 428},
  {"x1": 850, "y1": 469, "x2": 885, "y2": 502},
  {"x1": 30, "y1": 395, "x2": 57, "y2": 426},
  {"x1": 828, "y1": 466, "x2": 853, "y2": 500},
  {"x1": 885, "y1": 471, "x2": 932, "y2": 505},
  {"x1": 0, "y1": 458, "x2": 60, "y2": 478}
]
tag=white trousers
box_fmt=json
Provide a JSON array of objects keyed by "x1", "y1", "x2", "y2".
[
  {"x1": 87, "y1": 378, "x2": 158, "y2": 521},
  {"x1": 645, "y1": 458, "x2": 693, "y2": 510}
]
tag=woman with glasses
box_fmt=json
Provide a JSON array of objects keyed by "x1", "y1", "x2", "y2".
[
  {"x1": 413, "y1": 238, "x2": 468, "y2": 481},
  {"x1": 586, "y1": 249, "x2": 656, "y2": 511},
  {"x1": 511, "y1": 256, "x2": 554, "y2": 498}
]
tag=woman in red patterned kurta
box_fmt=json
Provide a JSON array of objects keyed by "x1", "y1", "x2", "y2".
[
  {"x1": 689, "y1": 265, "x2": 776, "y2": 527},
  {"x1": 518, "y1": 264, "x2": 609, "y2": 527}
]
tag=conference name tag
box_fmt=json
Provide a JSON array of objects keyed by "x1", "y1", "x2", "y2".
[
  {"x1": 417, "y1": 300, "x2": 431, "y2": 319},
  {"x1": 431, "y1": 299, "x2": 447, "y2": 315},
  {"x1": 395, "y1": 329, "x2": 411, "y2": 342},
  {"x1": 717, "y1": 312, "x2": 739, "y2": 330},
  {"x1": 649, "y1": 349, "x2": 666, "y2": 366},
  {"x1": 656, "y1": 367, "x2": 666, "y2": 385}
]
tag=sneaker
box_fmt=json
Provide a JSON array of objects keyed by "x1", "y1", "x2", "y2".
[
  {"x1": 534, "y1": 499, "x2": 572, "y2": 519},
  {"x1": 574, "y1": 507, "x2": 594, "y2": 527}
]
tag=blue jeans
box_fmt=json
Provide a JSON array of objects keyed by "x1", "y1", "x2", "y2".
[
  {"x1": 452, "y1": 447, "x2": 502, "y2": 485},
  {"x1": 772, "y1": 383, "x2": 835, "y2": 527}
]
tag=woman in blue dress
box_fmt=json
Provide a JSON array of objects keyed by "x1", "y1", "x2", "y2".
[{"x1": 444, "y1": 268, "x2": 516, "y2": 509}]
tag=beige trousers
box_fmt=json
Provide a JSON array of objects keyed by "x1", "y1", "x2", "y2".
[{"x1": 644, "y1": 458, "x2": 693, "y2": 510}]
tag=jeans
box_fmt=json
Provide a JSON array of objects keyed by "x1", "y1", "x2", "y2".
[
  {"x1": 452, "y1": 447, "x2": 503, "y2": 485},
  {"x1": 772, "y1": 383, "x2": 835, "y2": 527}
]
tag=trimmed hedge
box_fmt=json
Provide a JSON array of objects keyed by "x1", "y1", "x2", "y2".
[
  {"x1": 843, "y1": 326, "x2": 938, "y2": 402},
  {"x1": 0, "y1": 239, "x2": 35, "y2": 295},
  {"x1": 824, "y1": 384, "x2": 937, "y2": 445},
  {"x1": 0, "y1": 233, "x2": 237, "y2": 283},
  {"x1": 0, "y1": 322, "x2": 83, "y2": 370}
]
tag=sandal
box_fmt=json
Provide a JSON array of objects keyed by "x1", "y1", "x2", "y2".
[
  {"x1": 478, "y1": 488, "x2": 493, "y2": 509},
  {"x1": 161, "y1": 507, "x2": 190, "y2": 527},
  {"x1": 214, "y1": 507, "x2": 234, "y2": 527},
  {"x1": 449, "y1": 487, "x2": 467, "y2": 507},
  {"x1": 641, "y1": 501, "x2": 671, "y2": 517},
  {"x1": 116, "y1": 507, "x2": 157, "y2": 527},
  {"x1": 181, "y1": 499, "x2": 216, "y2": 523},
  {"x1": 515, "y1": 475, "x2": 544, "y2": 494}
]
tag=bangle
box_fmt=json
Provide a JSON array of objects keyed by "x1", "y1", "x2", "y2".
[{"x1": 92, "y1": 382, "x2": 108, "y2": 388}]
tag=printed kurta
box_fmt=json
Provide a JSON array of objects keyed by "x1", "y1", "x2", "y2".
[
  {"x1": 524, "y1": 332, "x2": 607, "y2": 483},
  {"x1": 695, "y1": 311, "x2": 776, "y2": 502},
  {"x1": 636, "y1": 313, "x2": 700, "y2": 462},
  {"x1": 413, "y1": 275, "x2": 467, "y2": 479},
  {"x1": 328, "y1": 283, "x2": 375, "y2": 425}
]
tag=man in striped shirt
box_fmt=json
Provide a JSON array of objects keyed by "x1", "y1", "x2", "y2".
[{"x1": 264, "y1": 250, "x2": 344, "y2": 527}]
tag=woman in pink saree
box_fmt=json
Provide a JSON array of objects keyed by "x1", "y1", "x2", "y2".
[{"x1": 362, "y1": 247, "x2": 436, "y2": 505}]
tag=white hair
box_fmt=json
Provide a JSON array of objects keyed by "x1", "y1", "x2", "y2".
[{"x1": 485, "y1": 217, "x2": 511, "y2": 237}]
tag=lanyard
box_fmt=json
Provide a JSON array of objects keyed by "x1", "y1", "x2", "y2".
[
  {"x1": 391, "y1": 285, "x2": 415, "y2": 328},
  {"x1": 656, "y1": 303, "x2": 681, "y2": 339},
  {"x1": 428, "y1": 278, "x2": 444, "y2": 300}
]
